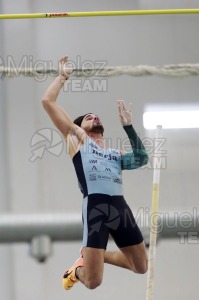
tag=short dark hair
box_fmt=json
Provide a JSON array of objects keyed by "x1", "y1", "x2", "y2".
[{"x1": 73, "y1": 113, "x2": 92, "y2": 127}]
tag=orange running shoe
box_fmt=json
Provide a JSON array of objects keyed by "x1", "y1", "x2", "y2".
[{"x1": 62, "y1": 257, "x2": 84, "y2": 290}]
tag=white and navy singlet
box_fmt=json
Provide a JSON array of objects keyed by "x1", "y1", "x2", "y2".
[
  {"x1": 72, "y1": 137, "x2": 123, "y2": 198},
  {"x1": 72, "y1": 137, "x2": 143, "y2": 249}
]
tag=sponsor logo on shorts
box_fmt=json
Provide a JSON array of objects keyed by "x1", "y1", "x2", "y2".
[{"x1": 88, "y1": 203, "x2": 120, "y2": 236}]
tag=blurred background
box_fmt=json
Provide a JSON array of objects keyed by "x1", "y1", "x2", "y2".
[{"x1": 0, "y1": 1, "x2": 199, "y2": 299}]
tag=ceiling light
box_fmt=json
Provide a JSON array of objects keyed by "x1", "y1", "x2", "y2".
[{"x1": 143, "y1": 110, "x2": 199, "y2": 129}]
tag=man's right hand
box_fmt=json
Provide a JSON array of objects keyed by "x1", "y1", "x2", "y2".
[{"x1": 59, "y1": 56, "x2": 73, "y2": 80}]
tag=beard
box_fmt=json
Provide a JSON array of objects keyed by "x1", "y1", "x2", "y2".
[{"x1": 90, "y1": 124, "x2": 104, "y2": 135}]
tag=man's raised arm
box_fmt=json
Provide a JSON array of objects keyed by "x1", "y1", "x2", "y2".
[
  {"x1": 42, "y1": 56, "x2": 79, "y2": 138},
  {"x1": 118, "y1": 99, "x2": 148, "y2": 169}
]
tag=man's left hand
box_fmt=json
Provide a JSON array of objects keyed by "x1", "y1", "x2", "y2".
[{"x1": 117, "y1": 99, "x2": 132, "y2": 126}]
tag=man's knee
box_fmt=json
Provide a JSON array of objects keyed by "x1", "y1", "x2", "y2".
[
  {"x1": 84, "y1": 276, "x2": 102, "y2": 290},
  {"x1": 131, "y1": 259, "x2": 148, "y2": 274},
  {"x1": 136, "y1": 263, "x2": 148, "y2": 274}
]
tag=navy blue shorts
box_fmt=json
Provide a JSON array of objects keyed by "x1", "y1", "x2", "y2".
[{"x1": 82, "y1": 194, "x2": 143, "y2": 249}]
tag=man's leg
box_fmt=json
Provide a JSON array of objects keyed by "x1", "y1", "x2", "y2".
[
  {"x1": 76, "y1": 241, "x2": 147, "y2": 290},
  {"x1": 104, "y1": 241, "x2": 148, "y2": 274},
  {"x1": 76, "y1": 247, "x2": 105, "y2": 289},
  {"x1": 63, "y1": 242, "x2": 147, "y2": 290},
  {"x1": 105, "y1": 196, "x2": 148, "y2": 273}
]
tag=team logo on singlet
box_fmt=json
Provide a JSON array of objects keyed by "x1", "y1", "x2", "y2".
[
  {"x1": 112, "y1": 177, "x2": 122, "y2": 184},
  {"x1": 91, "y1": 149, "x2": 118, "y2": 161},
  {"x1": 89, "y1": 159, "x2": 97, "y2": 163},
  {"x1": 92, "y1": 166, "x2": 98, "y2": 171},
  {"x1": 89, "y1": 174, "x2": 97, "y2": 181}
]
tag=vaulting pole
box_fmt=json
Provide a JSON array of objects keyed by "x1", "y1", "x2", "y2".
[{"x1": 146, "y1": 125, "x2": 163, "y2": 300}]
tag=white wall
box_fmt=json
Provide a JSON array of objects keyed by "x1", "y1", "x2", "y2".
[{"x1": 0, "y1": 1, "x2": 199, "y2": 299}]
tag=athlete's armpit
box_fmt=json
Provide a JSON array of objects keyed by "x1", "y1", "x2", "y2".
[{"x1": 66, "y1": 128, "x2": 88, "y2": 158}]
